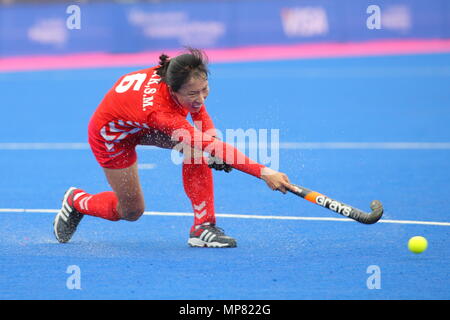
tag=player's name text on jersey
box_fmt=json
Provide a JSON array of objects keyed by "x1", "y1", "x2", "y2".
[{"x1": 142, "y1": 70, "x2": 161, "y2": 111}]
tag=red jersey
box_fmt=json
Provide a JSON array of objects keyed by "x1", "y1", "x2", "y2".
[{"x1": 88, "y1": 66, "x2": 264, "y2": 177}]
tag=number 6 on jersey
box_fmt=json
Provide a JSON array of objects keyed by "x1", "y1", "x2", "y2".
[{"x1": 115, "y1": 73, "x2": 147, "y2": 93}]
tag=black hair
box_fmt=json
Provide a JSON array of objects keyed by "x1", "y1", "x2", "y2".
[{"x1": 156, "y1": 48, "x2": 209, "y2": 92}]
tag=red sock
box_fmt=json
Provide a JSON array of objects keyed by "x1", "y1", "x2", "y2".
[
  {"x1": 71, "y1": 190, "x2": 121, "y2": 221},
  {"x1": 182, "y1": 159, "x2": 216, "y2": 229}
]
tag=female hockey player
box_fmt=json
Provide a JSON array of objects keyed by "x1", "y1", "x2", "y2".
[{"x1": 53, "y1": 48, "x2": 294, "y2": 248}]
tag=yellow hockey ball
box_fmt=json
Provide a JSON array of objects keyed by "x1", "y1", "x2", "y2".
[{"x1": 408, "y1": 236, "x2": 428, "y2": 254}]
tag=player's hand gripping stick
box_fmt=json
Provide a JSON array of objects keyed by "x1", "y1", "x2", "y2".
[{"x1": 288, "y1": 184, "x2": 383, "y2": 224}]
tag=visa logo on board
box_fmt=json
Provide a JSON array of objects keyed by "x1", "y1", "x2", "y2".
[{"x1": 280, "y1": 7, "x2": 329, "y2": 37}]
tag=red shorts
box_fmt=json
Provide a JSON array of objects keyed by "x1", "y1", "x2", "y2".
[{"x1": 88, "y1": 118, "x2": 146, "y2": 170}]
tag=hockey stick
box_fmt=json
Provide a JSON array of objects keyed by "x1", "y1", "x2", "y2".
[
  {"x1": 207, "y1": 156, "x2": 383, "y2": 224},
  {"x1": 288, "y1": 184, "x2": 383, "y2": 224}
]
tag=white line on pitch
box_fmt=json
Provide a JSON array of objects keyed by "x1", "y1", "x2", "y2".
[
  {"x1": 279, "y1": 142, "x2": 450, "y2": 150},
  {"x1": 1, "y1": 142, "x2": 450, "y2": 150},
  {"x1": 0, "y1": 143, "x2": 90, "y2": 150},
  {"x1": 137, "y1": 163, "x2": 157, "y2": 170},
  {"x1": 0, "y1": 208, "x2": 449, "y2": 227}
]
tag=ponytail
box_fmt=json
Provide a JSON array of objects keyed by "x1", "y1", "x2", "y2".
[{"x1": 156, "y1": 54, "x2": 171, "y2": 78}]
